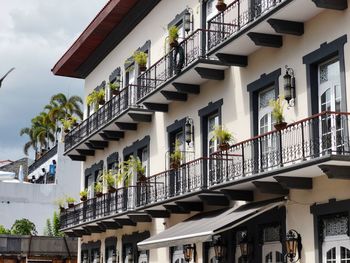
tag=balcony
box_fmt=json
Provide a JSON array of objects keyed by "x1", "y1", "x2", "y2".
[
  {"x1": 137, "y1": 29, "x2": 229, "y2": 110},
  {"x1": 207, "y1": 0, "x2": 326, "y2": 61},
  {"x1": 61, "y1": 112, "x2": 350, "y2": 234},
  {"x1": 64, "y1": 85, "x2": 153, "y2": 159}
]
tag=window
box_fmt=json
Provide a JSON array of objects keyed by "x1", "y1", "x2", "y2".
[
  {"x1": 262, "y1": 225, "x2": 282, "y2": 263},
  {"x1": 172, "y1": 246, "x2": 185, "y2": 263},
  {"x1": 138, "y1": 251, "x2": 148, "y2": 263},
  {"x1": 206, "y1": 0, "x2": 218, "y2": 21},
  {"x1": 208, "y1": 113, "x2": 219, "y2": 155}
]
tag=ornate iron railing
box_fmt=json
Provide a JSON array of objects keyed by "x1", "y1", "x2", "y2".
[
  {"x1": 209, "y1": 111, "x2": 350, "y2": 185},
  {"x1": 207, "y1": 0, "x2": 286, "y2": 51},
  {"x1": 60, "y1": 112, "x2": 350, "y2": 230},
  {"x1": 137, "y1": 29, "x2": 204, "y2": 101},
  {"x1": 64, "y1": 85, "x2": 141, "y2": 152}
]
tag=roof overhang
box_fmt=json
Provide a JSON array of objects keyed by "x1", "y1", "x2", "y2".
[{"x1": 52, "y1": 0, "x2": 160, "y2": 79}]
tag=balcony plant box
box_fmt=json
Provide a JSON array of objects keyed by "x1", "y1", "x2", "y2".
[
  {"x1": 168, "y1": 26, "x2": 179, "y2": 48},
  {"x1": 170, "y1": 139, "x2": 183, "y2": 170},
  {"x1": 212, "y1": 125, "x2": 233, "y2": 152},
  {"x1": 95, "y1": 182, "x2": 103, "y2": 197},
  {"x1": 66, "y1": 197, "x2": 75, "y2": 209},
  {"x1": 109, "y1": 82, "x2": 120, "y2": 96},
  {"x1": 216, "y1": 0, "x2": 227, "y2": 11},
  {"x1": 80, "y1": 189, "x2": 88, "y2": 202},
  {"x1": 269, "y1": 96, "x2": 287, "y2": 131},
  {"x1": 133, "y1": 51, "x2": 148, "y2": 72}
]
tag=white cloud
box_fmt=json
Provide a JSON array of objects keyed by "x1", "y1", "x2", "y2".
[{"x1": 0, "y1": 0, "x2": 107, "y2": 160}]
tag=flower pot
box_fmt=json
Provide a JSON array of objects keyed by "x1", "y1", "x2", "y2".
[
  {"x1": 274, "y1": 122, "x2": 288, "y2": 131},
  {"x1": 73, "y1": 122, "x2": 78, "y2": 127},
  {"x1": 139, "y1": 65, "x2": 147, "y2": 72},
  {"x1": 219, "y1": 143, "x2": 230, "y2": 151},
  {"x1": 64, "y1": 129, "x2": 70, "y2": 133},
  {"x1": 80, "y1": 196, "x2": 87, "y2": 202},
  {"x1": 68, "y1": 203, "x2": 74, "y2": 208},
  {"x1": 108, "y1": 186, "x2": 116, "y2": 193},
  {"x1": 96, "y1": 192, "x2": 103, "y2": 198},
  {"x1": 170, "y1": 40, "x2": 178, "y2": 48},
  {"x1": 137, "y1": 172, "x2": 147, "y2": 183},
  {"x1": 216, "y1": 1, "x2": 227, "y2": 11},
  {"x1": 98, "y1": 99, "x2": 105, "y2": 105},
  {"x1": 112, "y1": 89, "x2": 120, "y2": 96},
  {"x1": 170, "y1": 160, "x2": 181, "y2": 170}
]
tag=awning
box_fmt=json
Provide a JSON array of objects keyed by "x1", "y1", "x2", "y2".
[{"x1": 138, "y1": 198, "x2": 285, "y2": 250}]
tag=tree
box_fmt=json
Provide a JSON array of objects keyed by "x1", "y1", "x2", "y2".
[
  {"x1": 50, "y1": 93, "x2": 83, "y2": 120},
  {"x1": 19, "y1": 127, "x2": 38, "y2": 156},
  {"x1": 0, "y1": 225, "x2": 11, "y2": 234},
  {"x1": 44, "y1": 212, "x2": 63, "y2": 237},
  {"x1": 11, "y1": 219, "x2": 37, "y2": 235}
]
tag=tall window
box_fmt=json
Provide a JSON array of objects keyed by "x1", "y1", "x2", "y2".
[
  {"x1": 208, "y1": 113, "x2": 220, "y2": 155},
  {"x1": 206, "y1": 0, "x2": 218, "y2": 21},
  {"x1": 261, "y1": 225, "x2": 283, "y2": 263},
  {"x1": 172, "y1": 246, "x2": 185, "y2": 263}
]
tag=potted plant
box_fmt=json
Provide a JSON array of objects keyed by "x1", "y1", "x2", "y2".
[
  {"x1": 55, "y1": 198, "x2": 65, "y2": 213},
  {"x1": 109, "y1": 82, "x2": 120, "y2": 96},
  {"x1": 216, "y1": 0, "x2": 227, "y2": 11},
  {"x1": 168, "y1": 26, "x2": 179, "y2": 48},
  {"x1": 212, "y1": 125, "x2": 234, "y2": 151},
  {"x1": 86, "y1": 92, "x2": 97, "y2": 111},
  {"x1": 116, "y1": 162, "x2": 131, "y2": 187},
  {"x1": 94, "y1": 182, "x2": 103, "y2": 197},
  {"x1": 133, "y1": 51, "x2": 148, "y2": 72},
  {"x1": 269, "y1": 96, "x2": 287, "y2": 131},
  {"x1": 128, "y1": 156, "x2": 147, "y2": 183},
  {"x1": 71, "y1": 116, "x2": 78, "y2": 127},
  {"x1": 66, "y1": 197, "x2": 76, "y2": 208},
  {"x1": 101, "y1": 170, "x2": 117, "y2": 193},
  {"x1": 170, "y1": 139, "x2": 183, "y2": 170},
  {"x1": 80, "y1": 189, "x2": 88, "y2": 202},
  {"x1": 96, "y1": 89, "x2": 106, "y2": 105},
  {"x1": 61, "y1": 118, "x2": 73, "y2": 133}
]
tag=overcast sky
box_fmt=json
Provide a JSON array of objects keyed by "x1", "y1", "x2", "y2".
[{"x1": 0, "y1": 0, "x2": 106, "y2": 161}]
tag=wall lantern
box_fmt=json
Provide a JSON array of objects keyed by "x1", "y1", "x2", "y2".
[
  {"x1": 183, "y1": 244, "x2": 195, "y2": 262},
  {"x1": 239, "y1": 233, "x2": 251, "y2": 262},
  {"x1": 284, "y1": 65, "x2": 296, "y2": 107},
  {"x1": 185, "y1": 117, "x2": 193, "y2": 145},
  {"x1": 213, "y1": 235, "x2": 225, "y2": 261},
  {"x1": 184, "y1": 7, "x2": 193, "y2": 33},
  {"x1": 285, "y1": 229, "x2": 302, "y2": 262},
  {"x1": 127, "y1": 248, "x2": 133, "y2": 263}
]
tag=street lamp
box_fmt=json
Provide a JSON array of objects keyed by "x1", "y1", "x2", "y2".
[
  {"x1": 0, "y1": 67, "x2": 15, "y2": 89},
  {"x1": 183, "y1": 244, "x2": 195, "y2": 262},
  {"x1": 185, "y1": 117, "x2": 193, "y2": 145},
  {"x1": 213, "y1": 236, "x2": 225, "y2": 261},
  {"x1": 285, "y1": 229, "x2": 302, "y2": 262},
  {"x1": 239, "y1": 233, "x2": 251, "y2": 262}
]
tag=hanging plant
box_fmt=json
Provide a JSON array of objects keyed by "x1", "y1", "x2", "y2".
[
  {"x1": 269, "y1": 96, "x2": 287, "y2": 131},
  {"x1": 168, "y1": 26, "x2": 179, "y2": 48},
  {"x1": 133, "y1": 51, "x2": 148, "y2": 72},
  {"x1": 94, "y1": 182, "x2": 103, "y2": 197},
  {"x1": 100, "y1": 169, "x2": 117, "y2": 193},
  {"x1": 61, "y1": 118, "x2": 73, "y2": 133},
  {"x1": 216, "y1": 0, "x2": 227, "y2": 12}
]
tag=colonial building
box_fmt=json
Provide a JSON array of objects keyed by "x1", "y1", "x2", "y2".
[{"x1": 52, "y1": 0, "x2": 350, "y2": 262}]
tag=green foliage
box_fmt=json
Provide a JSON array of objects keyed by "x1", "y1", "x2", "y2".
[
  {"x1": 54, "y1": 197, "x2": 65, "y2": 208},
  {"x1": 61, "y1": 118, "x2": 73, "y2": 132},
  {"x1": 80, "y1": 189, "x2": 88, "y2": 198},
  {"x1": 116, "y1": 156, "x2": 146, "y2": 187},
  {"x1": 168, "y1": 26, "x2": 179, "y2": 44},
  {"x1": 66, "y1": 196, "x2": 76, "y2": 204},
  {"x1": 170, "y1": 139, "x2": 183, "y2": 164},
  {"x1": 11, "y1": 218, "x2": 37, "y2": 235},
  {"x1": 0, "y1": 225, "x2": 11, "y2": 234},
  {"x1": 86, "y1": 89, "x2": 106, "y2": 111},
  {"x1": 20, "y1": 93, "x2": 83, "y2": 157},
  {"x1": 94, "y1": 181, "x2": 103, "y2": 193},
  {"x1": 44, "y1": 212, "x2": 63, "y2": 237},
  {"x1": 108, "y1": 82, "x2": 120, "y2": 91},
  {"x1": 269, "y1": 96, "x2": 285, "y2": 124},
  {"x1": 211, "y1": 125, "x2": 234, "y2": 145},
  {"x1": 100, "y1": 170, "x2": 116, "y2": 187},
  {"x1": 133, "y1": 51, "x2": 148, "y2": 66}
]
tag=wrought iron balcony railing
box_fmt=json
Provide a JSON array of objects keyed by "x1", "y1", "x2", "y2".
[
  {"x1": 137, "y1": 29, "x2": 205, "y2": 102},
  {"x1": 207, "y1": 0, "x2": 286, "y2": 51},
  {"x1": 64, "y1": 85, "x2": 141, "y2": 152},
  {"x1": 60, "y1": 112, "x2": 350, "y2": 230}
]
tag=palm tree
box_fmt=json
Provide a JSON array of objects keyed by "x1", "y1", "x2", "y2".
[
  {"x1": 19, "y1": 127, "x2": 38, "y2": 156},
  {"x1": 50, "y1": 93, "x2": 83, "y2": 120},
  {"x1": 32, "y1": 112, "x2": 56, "y2": 150}
]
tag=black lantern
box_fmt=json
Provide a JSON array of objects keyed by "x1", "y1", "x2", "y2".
[
  {"x1": 127, "y1": 248, "x2": 133, "y2": 263},
  {"x1": 239, "y1": 233, "x2": 250, "y2": 261},
  {"x1": 285, "y1": 229, "x2": 302, "y2": 262},
  {"x1": 183, "y1": 244, "x2": 195, "y2": 262},
  {"x1": 184, "y1": 7, "x2": 193, "y2": 33},
  {"x1": 284, "y1": 66, "x2": 295, "y2": 106},
  {"x1": 213, "y1": 236, "x2": 225, "y2": 261},
  {"x1": 185, "y1": 117, "x2": 193, "y2": 145}
]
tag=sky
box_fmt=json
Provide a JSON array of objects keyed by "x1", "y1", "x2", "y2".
[{"x1": 0, "y1": 0, "x2": 107, "y2": 161}]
